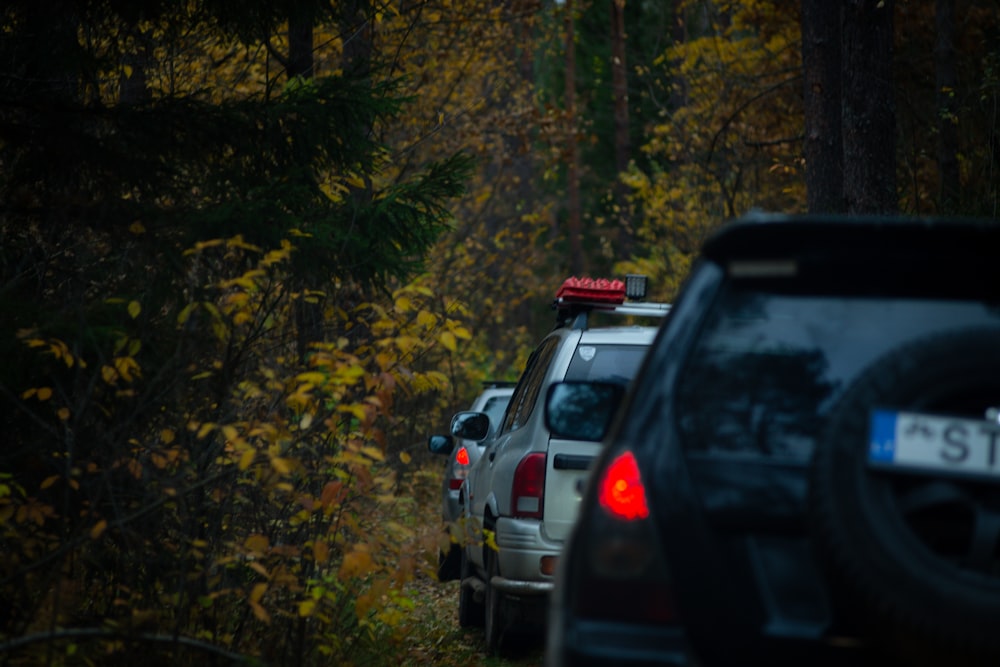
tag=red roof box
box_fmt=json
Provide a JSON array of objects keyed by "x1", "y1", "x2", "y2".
[{"x1": 556, "y1": 277, "x2": 626, "y2": 304}]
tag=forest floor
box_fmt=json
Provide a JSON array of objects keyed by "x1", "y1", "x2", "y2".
[{"x1": 395, "y1": 463, "x2": 546, "y2": 667}]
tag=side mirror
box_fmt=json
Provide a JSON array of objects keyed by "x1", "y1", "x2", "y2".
[
  {"x1": 450, "y1": 411, "x2": 491, "y2": 442},
  {"x1": 544, "y1": 381, "x2": 626, "y2": 442},
  {"x1": 427, "y1": 434, "x2": 454, "y2": 455}
]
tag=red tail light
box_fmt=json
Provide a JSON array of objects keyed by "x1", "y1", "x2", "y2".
[
  {"x1": 570, "y1": 447, "x2": 677, "y2": 624},
  {"x1": 512, "y1": 452, "x2": 546, "y2": 518},
  {"x1": 598, "y1": 451, "x2": 649, "y2": 520},
  {"x1": 448, "y1": 447, "x2": 472, "y2": 490}
]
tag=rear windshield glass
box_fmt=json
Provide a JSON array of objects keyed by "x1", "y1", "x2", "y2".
[
  {"x1": 565, "y1": 343, "x2": 649, "y2": 385},
  {"x1": 675, "y1": 288, "x2": 1000, "y2": 459}
]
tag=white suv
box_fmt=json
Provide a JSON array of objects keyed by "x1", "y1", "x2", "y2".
[{"x1": 454, "y1": 276, "x2": 669, "y2": 654}]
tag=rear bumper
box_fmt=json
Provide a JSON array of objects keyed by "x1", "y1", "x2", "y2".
[
  {"x1": 493, "y1": 516, "x2": 558, "y2": 593},
  {"x1": 546, "y1": 617, "x2": 695, "y2": 667}
]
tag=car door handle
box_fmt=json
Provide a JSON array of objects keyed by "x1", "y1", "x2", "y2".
[{"x1": 488, "y1": 450, "x2": 496, "y2": 462}]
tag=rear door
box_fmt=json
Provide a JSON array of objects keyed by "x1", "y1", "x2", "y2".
[{"x1": 541, "y1": 337, "x2": 654, "y2": 541}]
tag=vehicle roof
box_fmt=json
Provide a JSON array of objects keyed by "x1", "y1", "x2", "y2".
[
  {"x1": 704, "y1": 211, "x2": 1000, "y2": 259},
  {"x1": 701, "y1": 211, "x2": 1000, "y2": 300},
  {"x1": 576, "y1": 325, "x2": 660, "y2": 344},
  {"x1": 469, "y1": 385, "x2": 515, "y2": 409}
]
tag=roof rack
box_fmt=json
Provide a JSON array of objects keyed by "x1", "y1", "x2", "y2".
[
  {"x1": 552, "y1": 275, "x2": 671, "y2": 330},
  {"x1": 481, "y1": 380, "x2": 518, "y2": 389}
]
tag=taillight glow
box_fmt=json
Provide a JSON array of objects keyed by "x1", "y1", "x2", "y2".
[
  {"x1": 512, "y1": 452, "x2": 546, "y2": 518},
  {"x1": 455, "y1": 446, "x2": 470, "y2": 466},
  {"x1": 598, "y1": 451, "x2": 649, "y2": 520}
]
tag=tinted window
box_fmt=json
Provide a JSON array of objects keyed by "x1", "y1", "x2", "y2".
[
  {"x1": 502, "y1": 337, "x2": 560, "y2": 433},
  {"x1": 676, "y1": 288, "x2": 1000, "y2": 459},
  {"x1": 482, "y1": 395, "x2": 512, "y2": 431},
  {"x1": 564, "y1": 343, "x2": 648, "y2": 384}
]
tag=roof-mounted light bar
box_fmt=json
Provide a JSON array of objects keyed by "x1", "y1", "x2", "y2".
[
  {"x1": 553, "y1": 274, "x2": 668, "y2": 330},
  {"x1": 625, "y1": 274, "x2": 647, "y2": 301},
  {"x1": 555, "y1": 277, "x2": 626, "y2": 305}
]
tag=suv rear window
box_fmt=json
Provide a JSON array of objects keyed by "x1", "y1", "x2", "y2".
[
  {"x1": 565, "y1": 343, "x2": 649, "y2": 384},
  {"x1": 675, "y1": 286, "x2": 1000, "y2": 460}
]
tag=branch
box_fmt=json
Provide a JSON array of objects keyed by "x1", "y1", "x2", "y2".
[{"x1": 743, "y1": 134, "x2": 805, "y2": 148}]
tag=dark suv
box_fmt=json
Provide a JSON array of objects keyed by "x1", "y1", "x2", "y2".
[{"x1": 546, "y1": 213, "x2": 1000, "y2": 667}]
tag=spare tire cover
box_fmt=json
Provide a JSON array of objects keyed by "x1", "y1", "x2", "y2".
[{"x1": 810, "y1": 327, "x2": 1000, "y2": 659}]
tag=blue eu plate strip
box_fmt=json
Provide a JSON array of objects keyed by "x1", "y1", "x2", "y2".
[{"x1": 869, "y1": 410, "x2": 897, "y2": 462}]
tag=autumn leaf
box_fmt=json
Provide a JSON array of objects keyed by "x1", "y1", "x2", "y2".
[
  {"x1": 298, "y1": 599, "x2": 316, "y2": 617},
  {"x1": 250, "y1": 582, "x2": 267, "y2": 604},
  {"x1": 438, "y1": 331, "x2": 457, "y2": 352},
  {"x1": 339, "y1": 546, "x2": 373, "y2": 580},
  {"x1": 270, "y1": 457, "x2": 292, "y2": 474},
  {"x1": 360, "y1": 445, "x2": 384, "y2": 462},
  {"x1": 245, "y1": 534, "x2": 269, "y2": 554},
  {"x1": 238, "y1": 448, "x2": 255, "y2": 471},
  {"x1": 250, "y1": 600, "x2": 271, "y2": 623},
  {"x1": 320, "y1": 481, "x2": 344, "y2": 508}
]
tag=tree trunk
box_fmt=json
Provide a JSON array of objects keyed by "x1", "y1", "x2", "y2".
[
  {"x1": 119, "y1": 22, "x2": 153, "y2": 105},
  {"x1": 288, "y1": 6, "x2": 321, "y2": 362},
  {"x1": 565, "y1": 0, "x2": 586, "y2": 275},
  {"x1": 610, "y1": 0, "x2": 633, "y2": 255},
  {"x1": 935, "y1": 0, "x2": 960, "y2": 213},
  {"x1": 801, "y1": 0, "x2": 844, "y2": 213},
  {"x1": 342, "y1": 0, "x2": 373, "y2": 78},
  {"x1": 842, "y1": 0, "x2": 898, "y2": 214},
  {"x1": 288, "y1": 11, "x2": 314, "y2": 79}
]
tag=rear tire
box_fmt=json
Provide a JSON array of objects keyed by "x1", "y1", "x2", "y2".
[
  {"x1": 484, "y1": 548, "x2": 508, "y2": 655},
  {"x1": 458, "y1": 549, "x2": 484, "y2": 628},
  {"x1": 810, "y1": 327, "x2": 1000, "y2": 663},
  {"x1": 437, "y1": 542, "x2": 461, "y2": 582}
]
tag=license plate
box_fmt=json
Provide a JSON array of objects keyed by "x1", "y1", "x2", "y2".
[{"x1": 869, "y1": 409, "x2": 1000, "y2": 480}]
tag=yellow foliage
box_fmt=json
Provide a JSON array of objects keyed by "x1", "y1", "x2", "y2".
[
  {"x1": 312, "y1": 540, "x2": 330, "y2": 564},
  {"x1": 438, "y1": 330, "x2": 457, "y2": 352},
  {"x1": 90, "y1": 519, "x2": 108, "y2": 539},
  {"x1": 339, "y1": 545, "x2": 373, "y2": 580},
  {"x1": 244, "y1": 534, "x2": 269, "y2": 555},
  {"x1": 270, "y1": 456, "x2": 293, "y2": 475}
]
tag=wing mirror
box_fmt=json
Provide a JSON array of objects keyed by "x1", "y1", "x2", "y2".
[
  {"x1": 427, "y1": 434, "x2": 454, "y2": 455},
  {"x1": 450, "y1": 411, "x2": 491, "y2": 442}
]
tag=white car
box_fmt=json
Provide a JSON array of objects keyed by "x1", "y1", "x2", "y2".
[
  {"x1": 428, "y1": 382, "x2": 515, "y2": 581},
  {"x1": 454, "y1": 276, "x2": 670, "y2": 653}
]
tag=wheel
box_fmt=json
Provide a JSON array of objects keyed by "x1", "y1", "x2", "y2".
[
  {"x1": 458, "y1": 548, "x2": 484, "y2": 628},
  {"x1": 809, "y1": 327, "x2": 1000, "y2": 662},
  {"x1": 437, "y1": 541, "x2": 461, "y2": 582},
  {"x1": 484, "y1": 547, "x2": 508, "y2": 655}
]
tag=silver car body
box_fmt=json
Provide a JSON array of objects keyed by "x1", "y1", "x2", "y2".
[{"x1": 463, "y1": 326, "x2": 661, "y2": 588}]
